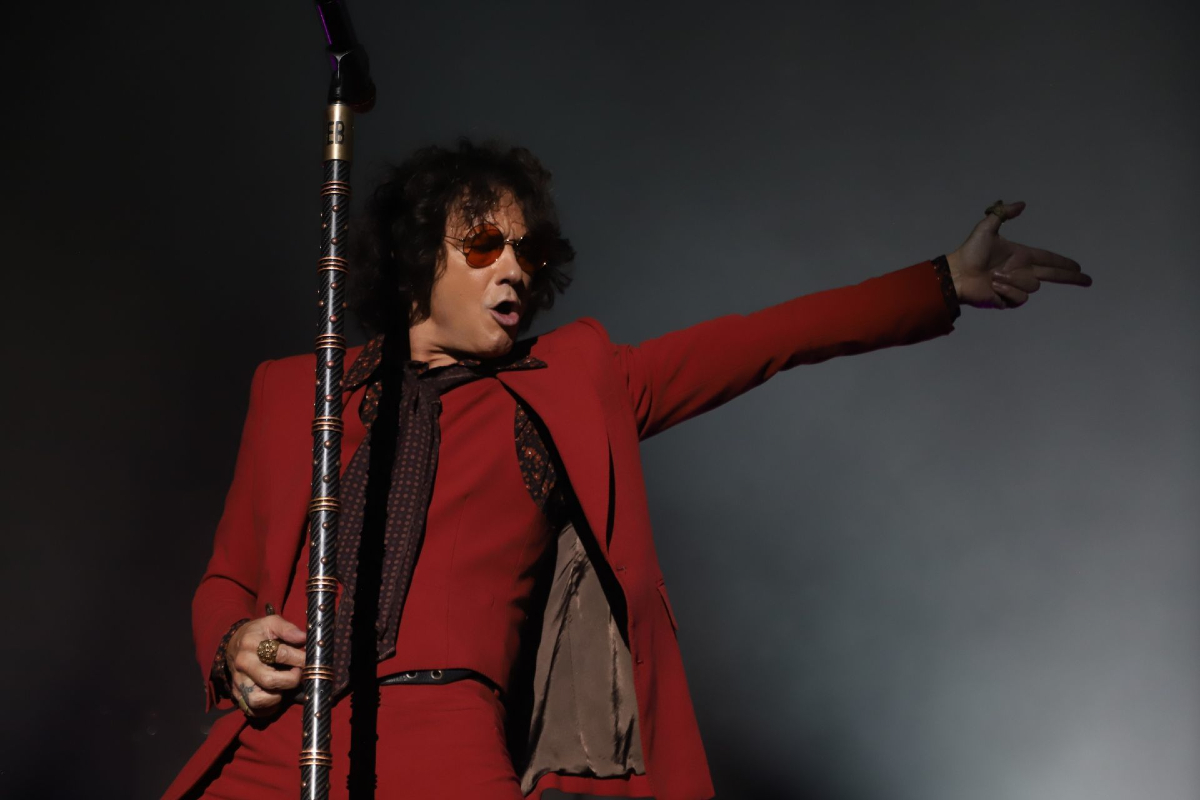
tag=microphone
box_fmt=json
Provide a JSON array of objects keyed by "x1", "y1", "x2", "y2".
[{"x1": 314, "y1": 0, "x2": 376, "y2": 112}]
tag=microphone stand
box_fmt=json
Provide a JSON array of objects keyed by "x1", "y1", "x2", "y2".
[{"x1": 303, "y1": 2, "x2": 375, "y2": 797}]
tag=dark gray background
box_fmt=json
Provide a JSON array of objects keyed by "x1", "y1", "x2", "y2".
[{"x1": 3, "y1": 1, "x2": 1196, "y2": 798}]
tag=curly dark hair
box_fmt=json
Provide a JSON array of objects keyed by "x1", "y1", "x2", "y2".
[{"x1": 349, "y1": 138, "x2": 575, "y2": 338}]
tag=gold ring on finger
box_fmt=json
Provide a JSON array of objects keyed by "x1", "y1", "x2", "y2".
[
  {"x1": 257, "y1": 638, "x2": 282, "y2": 666},
  {"x1": 985, "y1": 199, "x2": 1007, "y2": 222}
]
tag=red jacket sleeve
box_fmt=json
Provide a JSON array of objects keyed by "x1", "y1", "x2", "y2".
[
  {"x1": 192, "y1": 359, "x2": 271, "y2": 711},
  {"x1": 602, "y1": 261, "x2": 957, "y2": 440}
]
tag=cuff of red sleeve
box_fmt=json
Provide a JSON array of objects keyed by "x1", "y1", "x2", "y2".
[
  {"x1": 926, "y1": 255, "x2": 964, "y2": 321},
  {"x1": 930, "y1": 254, "x2": 961, "y2": 321},
  {"x1": 207, "y1": 617, "x2": 252, "y2": 711}
]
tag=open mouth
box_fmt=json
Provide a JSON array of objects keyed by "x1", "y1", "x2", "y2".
[{"x1": 490, "y1": 300, "x2": 520, "y2": 327}]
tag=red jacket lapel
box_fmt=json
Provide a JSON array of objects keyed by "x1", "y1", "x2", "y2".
[{"x1": 497, "y1": 337, "x2": 614, "y2": 563}]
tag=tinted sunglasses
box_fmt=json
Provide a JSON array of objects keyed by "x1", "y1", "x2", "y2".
[{"x1": 445, "y1": 222, "x2": 571, "y2": 273}]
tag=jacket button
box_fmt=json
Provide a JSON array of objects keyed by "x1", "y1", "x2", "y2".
[
  {"x1": 615, "y1": 565, "x2": 626, "y2": 572},
  {"x1": 635, "y1": 656, "x2": 644, "y2": 665}
]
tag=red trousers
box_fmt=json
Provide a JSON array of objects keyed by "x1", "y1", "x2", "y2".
[{"x1": 198, "y1": 680, "x2": 523, "y2": 799}]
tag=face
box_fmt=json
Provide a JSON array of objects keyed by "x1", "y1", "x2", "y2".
[{"x1": 407, "y1": 192, "x2": 534, "y2": 367}]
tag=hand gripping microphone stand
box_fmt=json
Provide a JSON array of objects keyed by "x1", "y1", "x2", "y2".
[{"x1": 303, "y1": 2, "x2": 374, "y2": 797}]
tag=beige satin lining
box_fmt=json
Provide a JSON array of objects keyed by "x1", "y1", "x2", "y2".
[{"x1": 517, "y1": 520, "x2": 646, "y2": 794}]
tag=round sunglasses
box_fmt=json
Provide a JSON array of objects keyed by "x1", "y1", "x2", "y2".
[{"x1": 445, "y1": 222, "x2": 570, "y2": 273}]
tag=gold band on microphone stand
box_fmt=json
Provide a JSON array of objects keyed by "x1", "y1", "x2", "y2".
[
  {"x1": 315, "y1": 333, "x2": 346, "y2": 350},
  {"x1": 321, "y1": 181, "x2": 352, "y2": 197},
  {"x1": 308, "y1": 497, "x2": 340, "y2": 514},
  {"x1": 303, "y1": 665, "x2": 335, "y2": 682},
  {"x1": 312, "y1": 417, "x2": 344, "y2": 434},
  {"x1": 300, "y1": 750, "x2": 334, "y2": 768},
  {"x1": 317, "y1": 256, "x2": 348, "y2": 273},
  {"x1": 306, "y1": 576, "x2": 339, "y2": 593}
]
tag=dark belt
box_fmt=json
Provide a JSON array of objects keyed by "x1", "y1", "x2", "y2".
[
  {"x1": 378, "y1": 667, "x2": 499, "y2": 692},
  {"x1": 282, "y1": 668, "x2": 500, "y2": 706}
]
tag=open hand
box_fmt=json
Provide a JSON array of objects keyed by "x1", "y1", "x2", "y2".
[{"x1": 946, "y1": 201, "x2": 1093, "y2": 309}]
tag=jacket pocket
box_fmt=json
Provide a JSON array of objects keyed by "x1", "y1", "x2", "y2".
[{"x1": 655, "y1": 578, "x2": 679, "y2": 632}]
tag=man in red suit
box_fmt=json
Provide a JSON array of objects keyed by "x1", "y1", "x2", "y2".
[{"x1": 163, "y1": 140, "x2": 1091, "y2": 800}]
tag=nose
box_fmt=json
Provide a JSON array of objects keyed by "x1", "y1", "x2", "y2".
[{"x1": 493, "y1": 242, "x2": 524, "y2": 285}]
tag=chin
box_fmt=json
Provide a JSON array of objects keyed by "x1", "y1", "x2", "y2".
[
  {"x1": 470, "y1": 331, "x2": 514, "y2": 360},
  {"x1": 482, "y1": 339, "x2": 514, "y2": 359}
]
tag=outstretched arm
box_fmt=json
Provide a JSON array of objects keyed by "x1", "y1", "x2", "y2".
[
  {"x1": 612, "y1": 259, "x2": 957, "y2": 441},
  {"x1": 610, "y1": 201, "x2": 1091, "y2": 441}
]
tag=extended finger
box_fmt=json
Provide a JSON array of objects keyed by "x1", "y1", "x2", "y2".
[
  {"x1": 1023, "y1": 244, "x2": 1082, "y2": 273},
  {"x1": 1032, "y1": 265, "x2": 1093, "y2": 286},
  {"x1": 993, "y1": 269, "x2": 1040, "y2": 293}
]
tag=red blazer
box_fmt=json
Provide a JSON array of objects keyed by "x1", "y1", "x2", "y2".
[{"x1": 163, "y1": 261, "x2": 956, "y2": 800}]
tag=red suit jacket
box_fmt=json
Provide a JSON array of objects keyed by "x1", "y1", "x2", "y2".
[{"x1": 163, "y1": 261, "x2": 956, "y2": 800}]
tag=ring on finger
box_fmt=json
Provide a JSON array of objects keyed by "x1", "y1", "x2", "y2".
[{"x1": 257, "y1": 638, "x2": 282, "y2": 666}]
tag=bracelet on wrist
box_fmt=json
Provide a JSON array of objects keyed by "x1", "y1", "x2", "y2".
[
  {"x1": 930, "y1": 254, "x2": 961, "y2": 320},
  {"x1": 210, "y1": 617, "x2": 252, "y2": 701}
]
